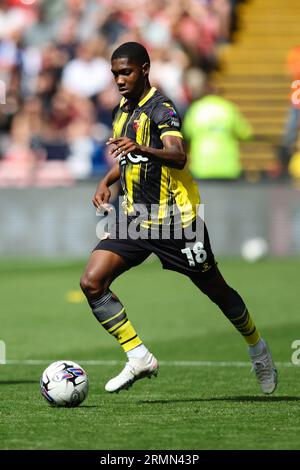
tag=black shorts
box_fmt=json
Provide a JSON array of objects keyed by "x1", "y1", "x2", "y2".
[{"x1": 94, "y1": 217, "x2": 216, "y2": 279}]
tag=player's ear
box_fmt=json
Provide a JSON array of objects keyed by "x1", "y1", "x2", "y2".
[{"x1": 142, "y1": 62, "x2": 150, "y2": 77}]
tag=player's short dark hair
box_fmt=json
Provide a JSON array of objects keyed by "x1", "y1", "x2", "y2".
[{"x1": 111, "y1": 42, "x2": 150, "y2": 66}]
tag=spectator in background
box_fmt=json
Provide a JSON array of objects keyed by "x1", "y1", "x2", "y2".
[
  {"x1": 280, "y1": 45, "x2": 300, "y2": 177},
  {"x1": 150, "y1": 46, "x2": 190, "y2": 114},
  {"x1": 172, "y1": 0, "x2": 220, "y2": 72},
  {"x1": 0, "y1": 95, "x2": 38, "y2": 186},
  {"x1": 183, "y1": 82, "x2": 252, "y2": 180},
  {"x1": 0, "y1": 0, "x2": 244, "y2": 186},
  {"x1": 61, "y1": 37, "x2": 111, "y2": 98}
]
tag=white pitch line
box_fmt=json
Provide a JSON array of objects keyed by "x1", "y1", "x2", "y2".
[{"x1": 3, "y1": 359, "x2": 294, "y2": 367}]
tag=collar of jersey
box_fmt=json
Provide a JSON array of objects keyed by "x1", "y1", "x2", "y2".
[{"x1": 120, "y1": 87, "x2": 157, "y2": 110}]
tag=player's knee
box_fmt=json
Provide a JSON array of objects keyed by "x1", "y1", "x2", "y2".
[
  {"x1": 207, "y1": 285, "x2": 242, "y2": 311},
  {"x1": 202, "y1": 283, "x2": 231, "y2": 309},
  {"x1": 80, "y1": 273, "x2": 106, "y2": 298}
]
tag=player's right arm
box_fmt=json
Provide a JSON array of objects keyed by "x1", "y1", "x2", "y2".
[{"x1": 92, "y1": 163, "x2": 121, "y2": 210}]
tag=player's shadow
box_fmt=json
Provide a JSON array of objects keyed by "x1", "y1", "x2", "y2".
[{"x1": 139, "y1": 396, "x2": 300, "y2": 405}]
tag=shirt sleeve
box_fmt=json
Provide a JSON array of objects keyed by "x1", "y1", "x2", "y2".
[{"x1": 152, "y1": 100, "x2": 183, "y2": 140}]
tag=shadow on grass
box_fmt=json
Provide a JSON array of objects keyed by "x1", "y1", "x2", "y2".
[
  {"x1": 0, "y1": 380, "x2": 38, "y2": 385},
  {"x1": 138, "y1": 396, "x2": 300, "y2": 404},
  {"x1": 48, "y1": 405, "x2": 99, "y2": 409}
]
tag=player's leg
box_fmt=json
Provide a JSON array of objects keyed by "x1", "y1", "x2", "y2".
[
  {"x1": 153, "y1": 218, "x2": 277, "y2": 395},
  {"x1": 189, "y1": 266, "x2": 260, "y2": 344},
  {"x1": 80, "y1": 249, "x2": 142, "y2": 352},
  {"x1": 189, "y1": 267, "x2": 277, "y2": 394},
  {"x1": 80, "y1": 248, "x2": 158, "y2": 393}
]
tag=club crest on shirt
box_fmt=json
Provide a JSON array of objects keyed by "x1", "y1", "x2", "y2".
[{"x1": 133, "y1": 120, "x2": 140, "y2": 132}]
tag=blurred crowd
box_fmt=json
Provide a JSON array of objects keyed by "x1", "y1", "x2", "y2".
[{"x1": 0, "y1": 0, "x2": 242, "y2": 186}]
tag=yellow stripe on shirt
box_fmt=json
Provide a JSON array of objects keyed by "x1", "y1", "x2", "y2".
[{"x1": 160, "y1": 130, "x2": 183, "y2": 140}]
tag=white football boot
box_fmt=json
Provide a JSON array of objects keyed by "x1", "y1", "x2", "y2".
[
  {"x1": 105, "y1": 351, "x2": 159, "y2": 393},
  {"x1": 249, "y1": 339, "x2": 278, "y2": 394}
]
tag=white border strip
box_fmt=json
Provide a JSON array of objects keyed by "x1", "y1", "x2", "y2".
[{"x1": 5, "y1": 359, "x2": 293, "y2": 367}]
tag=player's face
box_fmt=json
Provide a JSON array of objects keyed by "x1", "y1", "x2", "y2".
[{"x1": 111, "y1": 58, "x2": 149, "y2": 100}]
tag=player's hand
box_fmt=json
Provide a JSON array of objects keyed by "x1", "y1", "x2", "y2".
[
  {"x1": 93, "y1": 183, "x2": 111, "y2": 211},
  {"x1": 106, "y1": 137, "x2": 142, "y2": 159}
]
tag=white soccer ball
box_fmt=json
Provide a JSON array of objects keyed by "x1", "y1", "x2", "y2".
[
  {"x1": 40, "y1": 360, "x2": 89, "y2": 407},
  {"x1": 241, "y1": 237, "x2": 268, "y2": 263}
]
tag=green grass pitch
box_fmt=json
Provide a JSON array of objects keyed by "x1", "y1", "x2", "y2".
[{"x1": 1, "y1": 257, "x2": 299, "y2": 450}]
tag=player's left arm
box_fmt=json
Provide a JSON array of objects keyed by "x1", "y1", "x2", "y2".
[{"x1": 106, "y1": 134, "x2": 187, "y2": 169}]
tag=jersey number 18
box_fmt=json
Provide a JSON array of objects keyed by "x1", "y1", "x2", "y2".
[{"x1": 181, "y1": 242, "x2": 207, "y2": 267}]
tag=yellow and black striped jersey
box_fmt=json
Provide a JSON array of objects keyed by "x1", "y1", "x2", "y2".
[{"x1": 112, "y1": 87, "x2": 200, "y2": 228}]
